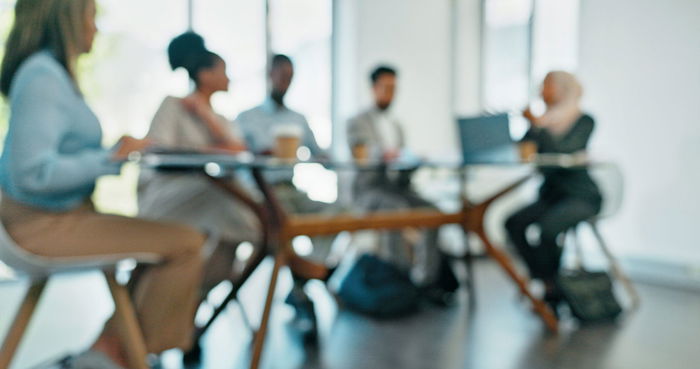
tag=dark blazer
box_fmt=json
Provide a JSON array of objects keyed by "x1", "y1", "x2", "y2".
[{"x1": 524, "y1": 114, "x2": 602, "y2": 206}]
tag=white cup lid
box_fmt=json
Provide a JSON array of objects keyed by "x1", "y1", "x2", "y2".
[{"x1": 272, "y1": 124, "x2": 303, "y2": 138}]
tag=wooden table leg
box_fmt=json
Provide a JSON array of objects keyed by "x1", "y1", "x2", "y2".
[
  {"x1": 190, "y1": 176, "x2": 274, "y2": 346},
  {"x1": 249, "y1": 248, "x2": 287, "y2": 369},
  {"x1": 195, "y1": 244, "x2": 268, "y2": 340},
  {"x1": 460, "y1": 174, "x2": 558, "y2": 332},
  {"x1": 473, "y1": 227, "x2": 558, "y2": 332}
]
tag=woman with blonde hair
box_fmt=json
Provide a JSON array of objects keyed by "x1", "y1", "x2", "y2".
[
  {"x1": 0, "y1": 0, "x2": 207, "y2": 367},
  {"x1": 506, "y1": 71, "x2": 602, "y2": 314}
]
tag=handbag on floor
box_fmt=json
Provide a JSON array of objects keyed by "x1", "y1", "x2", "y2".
[{"x1": 557, "y1": 269, "x2": 622, "y2": 322}]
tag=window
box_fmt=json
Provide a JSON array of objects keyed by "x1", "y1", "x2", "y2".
[
  {"x1": 193, "y1": 0, "x2": 267, "y2": 118},
  {"x1": 0, "y1": 0, "x2": 335, "y2": 208},
  {"x1": 269, "y1": 0, "x2": 336, "y2": 203},
  {"x1": 531, "y1": 0, "x2": 580, "y2": 83},
  {"x1": 269, "y1": 0, "x2": 333, "y2": 149},
  {"x1": 481, "y1": 0, "x2": 535, "y2": 112},
  {"x1": 0, "y1": 0, "x2": 15, "y2": 142},
  {"x1": 481, "y1": 0, "x2": 580, "y2": 140},
  {"x1": 86, "y1": 0, "x2": 190, "y2": 142},
  {"x1": 84, "y1": 0, "x2": 192, "y2": 214}
]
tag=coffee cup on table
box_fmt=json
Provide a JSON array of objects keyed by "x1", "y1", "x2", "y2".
[
  {"x1": 519, "y1": 140, "x2": 538, "y2": 162},
  {"x1": 272, "y1": 124, "x2": 303, "y2": 160},
  {"x1": 352, "y1": 143, "x2": 369, "y2": 164}
]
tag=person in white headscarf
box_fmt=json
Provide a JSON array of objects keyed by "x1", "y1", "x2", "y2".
[
  {"x1": 524, "y1": 71, "x2": 584, "y2": 136},
  {"x1": 506, "y1": 71, "x2": 602, "y2": 314}
]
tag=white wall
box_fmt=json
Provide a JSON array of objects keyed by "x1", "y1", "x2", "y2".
[
  {"x1": 454, "y1": 0, "x2": 483, "y2": 117},
  {"x1": 578, "y1": 0, "x2": 700, "y2": 267},
  {"x1": 531, "y1": 0, "x2": 580, "y2": 82},
  {"x1": 334, "y1": 0, "x2": 473, "y2": 160}
]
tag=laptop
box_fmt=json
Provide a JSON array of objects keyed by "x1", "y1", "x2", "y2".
[{"x1": 457, "y1": 113, "x2": 518, "y2": 164}]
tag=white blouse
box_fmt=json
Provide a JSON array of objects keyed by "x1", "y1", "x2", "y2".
[{"x1": 137, "y1": 96, "x2": 259, "y2": 243}]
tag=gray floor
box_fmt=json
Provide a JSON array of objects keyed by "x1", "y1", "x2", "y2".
[
  {"x1": 2, "y1": 258, "x2": 700, "y2": 369},
  {"x1": 171, "y1": 258, "x2": 700, "y2": 369}
]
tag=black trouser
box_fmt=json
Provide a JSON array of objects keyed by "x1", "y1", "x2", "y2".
[{"x1": 505, "y1": 196, "x2": 600, "y2": 282}]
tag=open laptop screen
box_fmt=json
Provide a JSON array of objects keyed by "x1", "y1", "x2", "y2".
[{"x1": 457, "y1": 113, "x2": 518, "y2": 164}]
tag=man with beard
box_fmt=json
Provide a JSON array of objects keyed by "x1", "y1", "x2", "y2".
[{"x1": 346, "y1": 65, "x2": 455, "y2": 303}]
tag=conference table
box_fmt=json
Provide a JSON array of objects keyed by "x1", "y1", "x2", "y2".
[{"x1": 140, "y1": 152, "x2": 585, "y2": 369}]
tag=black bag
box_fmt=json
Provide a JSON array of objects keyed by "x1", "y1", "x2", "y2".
[
  {"x1": 337, "y1": 254, "x2": 422, "y2": 318},
  {"x1": 557, "y1": 269, "x2": 623, "y2": 322}
]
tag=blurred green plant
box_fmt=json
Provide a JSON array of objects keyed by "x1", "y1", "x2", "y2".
[
  {"x1": 0, "y1": 1, "x2": 115, "y2": 147},
  {"x1": 0, "y1": 1, "x2": 15, "y2": 146}
]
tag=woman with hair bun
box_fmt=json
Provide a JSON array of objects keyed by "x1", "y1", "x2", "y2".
[
  {"x1": 138, "y1": 32, "x2": 260, "y2": 301},
  {"x1": 154, "y1": 32, "x2": 245, "y2": 152}
]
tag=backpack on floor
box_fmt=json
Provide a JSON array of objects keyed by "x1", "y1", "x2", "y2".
[{"x1": 337, "y1": 254, "x2": 421, "y2": 318}]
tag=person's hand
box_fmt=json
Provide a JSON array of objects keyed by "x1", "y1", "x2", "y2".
[
  {"x1": 112, "y1": 136, "x2": 152, "y2": 161},
  {"x1": 523, "y1": 107, "x2": 535, "y2": 122},
  {"x1": 383, "y1": 149, "x2": 400, "y2": 162},
  {"x1": 523, "y1": 107, "x2": 541, "y2": 126},
  {"x1": 181, "y1": 94, "x2": 212, "y2": 118}
]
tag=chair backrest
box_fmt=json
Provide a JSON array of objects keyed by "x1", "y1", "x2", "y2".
[{"x1": 589, "y1": 162, "x2": 624, "y2": 219}]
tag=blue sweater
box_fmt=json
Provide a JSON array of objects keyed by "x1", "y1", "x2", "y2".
[{"x1": 0, "y1": 51, "x2": 121, "y2": 211}]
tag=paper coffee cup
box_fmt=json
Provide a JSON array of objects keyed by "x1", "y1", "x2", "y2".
[
  {"x1": 519, "y1": 141, "x2": 538, "y2": 162},
  {"x1": 352, "y1": 143, "x2": 369, "y2": 163},
  {"x1": 272, "y1": 124, "x2": 303, "y2": 160}
]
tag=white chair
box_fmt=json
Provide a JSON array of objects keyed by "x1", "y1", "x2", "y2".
[
  {"x1": 0, "y1": 221, "x2": 160, "y2": 369},
  {"x1": 568, "y1": 162, "x2": 641, "y2": 310}
]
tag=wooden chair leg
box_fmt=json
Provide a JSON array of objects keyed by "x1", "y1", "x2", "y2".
[
  {"x1": 589, "y1": 222, "x2": 641, "y2": 310},
  {"x1": 0, "y1": 279, "x2": 47, "y2": 369},
  {"x1": 104, "y1": 272, "x2": 149, "y2": 369},
  {"x1": 250, "y1": 250, "x2": 286, "y2": 369}
]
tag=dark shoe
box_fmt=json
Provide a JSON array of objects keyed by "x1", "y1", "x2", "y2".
[
  {"x1": 422, "y1": 254, "x2": 459, "y2": 308},
  {"x1": 424, "y1": 287, "x2": 457, "y2": 308},
  {"x1": 285, "y1": 290, "x2": 318, "y2": 344},
  {"x1": 543, "y1": 283, "x2": 563, "y2": 319}
]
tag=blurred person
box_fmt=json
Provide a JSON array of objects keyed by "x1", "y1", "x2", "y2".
[
  {"x1": 236, "y1": 54, "x2": 336, "y2": 342},
  {"x1": 138, "y1": 32, "x2": 260, "y2": 298},
  {"x1": 237, "y1": 54, "x2": 324, "y2": 160},
  {"x1": 0, "y1": 0, "x2": 206, "y2": 367},
  {"x1": 346, "y1": 65, "x2": 455, "y2": 303},
  {"x1": 506, "y1": 71, "x2": 602, "y2": 312}
]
